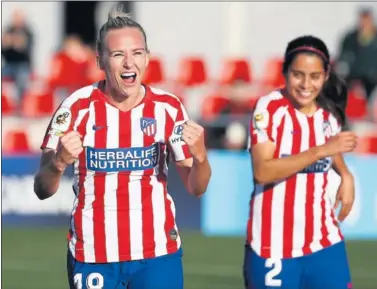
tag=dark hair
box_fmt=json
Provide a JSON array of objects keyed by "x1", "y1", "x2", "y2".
[
  {"x1": 282, "y1": 35, "x2": 348, "y2": 126},
  {"x1": 96, "y1": 3, "x2": 149, "y2": 55}
]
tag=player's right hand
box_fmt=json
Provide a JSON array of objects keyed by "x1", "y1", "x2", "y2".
[
  {"x1": 56, "y1": 131, "x2": 83, "y2": 165},
  {"x1": 321, "y1": 131, "x2": 358, "y2": 157}
]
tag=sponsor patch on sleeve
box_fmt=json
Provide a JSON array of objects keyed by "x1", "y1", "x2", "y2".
[
  {"x1": 253, "y1": 110, "x2": 269, "y2": 130},
  {"x1": 50, "y1": 107, "x2": 71, "y2": 135}
]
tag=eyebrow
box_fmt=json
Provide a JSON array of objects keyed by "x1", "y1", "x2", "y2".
[
  {"x1": 291, "y1": 68, "x2": 324, "y2": 74},
  {"x1": 109, "y1": 48, "x2": 145, "y2": 54}
]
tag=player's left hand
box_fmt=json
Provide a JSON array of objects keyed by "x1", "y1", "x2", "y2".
[
  {"x1": 334, "y1": 173, "x2": 355, "y2": 222},
  {"x1": 182, "y1": 120, "x2": 207, "y2": 163}
]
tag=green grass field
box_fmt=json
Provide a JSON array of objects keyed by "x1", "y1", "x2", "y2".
[{"x1": 2, "y1": 227, "x2": 376, "y2": 289}]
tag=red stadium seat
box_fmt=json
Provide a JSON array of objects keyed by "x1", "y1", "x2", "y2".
[
  {"x1": 345, "y1": 87, "x2": 368, "y2": 120},
  {"x1": 201, "y1": 94, "x2": 229, "y2": 121},
  {"x1": 177, "y1": 56, "x2": 207, "y2": 86},
  {"x1": 22, "y1": 87, "x2": 55, "y2": 117},
  {"x1": 143, "y1": 57, "x2": 164, "y2": 85},
  {"x1": 262, "y1": 57, "x2": 285, "y2": 88},
  {"x1": 3, "y1": 129, "x2": 31, "y2": 153},
  {"x1": 1, "y1": 92, "x2": 16, "y2": 115},
  {"x1": 220, "y1": 58, "x2": 252, "y2": 84}
]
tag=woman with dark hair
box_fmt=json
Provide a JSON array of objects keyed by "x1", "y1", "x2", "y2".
[{"x1": 243, "y1": 35, "x2": 357, "y2": 289}]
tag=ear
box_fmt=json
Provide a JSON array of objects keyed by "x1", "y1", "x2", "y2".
[
  {"x1": 145, "y1": 50, "x2": 150, "y2": 68},
  {"x1": 97, "y1": 55, "x2": 104, "y2": 70}
]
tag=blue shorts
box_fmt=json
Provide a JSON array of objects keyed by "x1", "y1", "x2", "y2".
[
  {"x1": 243, "y1": 241, "x2": 352, "y2": 289},
  {"x1": 67, "y1": 248, "x2": 183, "y2": 289}
]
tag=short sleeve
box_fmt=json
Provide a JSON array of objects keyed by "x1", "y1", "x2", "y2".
[
  {"x1": 168, "y1": 101, "x2": 192, "y2": 162},
  {"x1": 328, "y1": 113, "x2": 342, "y2": 137},
  {"x1": 248, "y1": 101, "x2": 276, "y2": 149},
  {"x1": 40, "y1": 105, "x2": 74, "y2": 151}
]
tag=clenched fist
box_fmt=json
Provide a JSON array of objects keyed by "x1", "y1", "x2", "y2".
[
  {"x1": 320, "y1": 131, "x2": 358, "y2": 158},
  {"x1": 181, "y1": 120, "x2": 207, "y2": 163},
  {"x1": 56, "y1": 131, "x2": 84, "y2": 166}
]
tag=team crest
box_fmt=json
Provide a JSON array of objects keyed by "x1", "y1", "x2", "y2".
[
  {"x1": 323, "y1": 121, "x2": 332, "y2": 138},
  {"x1": 140, "y1": 117, "x2": 157, "y2": 137}
]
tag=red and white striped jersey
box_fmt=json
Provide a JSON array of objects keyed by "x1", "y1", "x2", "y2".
[
  {"x1": 41, "y1": 82, "x2": 191, "y2": 263},
  {"x1": 247, "y1": 89, "x2": 343, "y2": 259}
]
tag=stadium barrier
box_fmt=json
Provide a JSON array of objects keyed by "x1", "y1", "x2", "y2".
[{"x1": 3, "y1": 152, "x2": 376, "y2": 240}]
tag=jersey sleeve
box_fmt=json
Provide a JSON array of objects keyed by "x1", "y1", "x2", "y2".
[
  {"x1": 167, "y1": 101, "x2": 192, "y2": 162},
  {"x1": 247, "y1": 98, "x2": 277, "y2": 150},
  {"x1": 328, "y1": 113, "x2": 342, "y2": 136},
  {"x1": 40, "y1": 104, "x2": 75, "y2": 151}
]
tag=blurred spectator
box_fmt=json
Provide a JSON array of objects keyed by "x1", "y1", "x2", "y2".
[
  {"x1": 1, "y1": 9, "x2": 33, "y2": 107},
  {"x1": 336, "y1": 7, "x2": 377, "y2": 116},
  {"x1": 48, "y1": 35, "x2": 93, "y2": 99},
  {"x1": 202, "y1": 79, "x2": 254, "y2": 150}
]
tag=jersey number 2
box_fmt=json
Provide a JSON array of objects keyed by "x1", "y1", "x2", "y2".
[
  {"x1": 74, "y1": 273, "x2": 104, "y2": 289},
  {"x1": 265, "y1": 259, "x2": 282, "y2": 287}
]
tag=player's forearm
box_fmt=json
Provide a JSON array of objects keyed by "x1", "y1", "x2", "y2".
[
  {"x1": 34, "y1": 156, "x2": 66, "y2": 200},
  {"x1": 187, "y1": 156, "x2": 211, "y2": 197},
  {"x1": 254, "y1": 146, "x2": 325, "y2": 185},
  {"x1": 332, "y1": 153, "x2": 352, "y2": 177}
]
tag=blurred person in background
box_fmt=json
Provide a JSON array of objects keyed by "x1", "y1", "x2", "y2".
[
  {"x1": 48, "y1": 35, "x2": 92, "y2": 99},
  {"x1": 244, "y1": 35, "x2": 357, "y2": 289},
  {"x1": 34, "y1": 3, "x2": 211, "y2": 289},
  {"x1": 202, "y1": 78, "x2": 254, "y2": 150},
  {"x1": 336, "y1": 7, "x2": 377, "y2": 118},
  {"x1": 1, "y1": 8, "x2": 33, "y2": 108}
]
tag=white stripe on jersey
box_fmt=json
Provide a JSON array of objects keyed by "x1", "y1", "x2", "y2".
[
  {"x1": 129, "y1": 104, "x2": 145, "y2": 260},
  {"x1": 104, "y1": 104, "x2": 120, "y2": 262},
  {"x1": 82, "y1": 101, "x2": 96, "y2": 262},
  {"x1": 151, "y1": 177, "x2": 167, "y2": 256},
  {"x1": 166, "y1": 193, "x2": 181, "y2": 249},
  {"x1": 270, "y1": 110, "x2": 293, "y2": 258},
  {"x1": 291, "y1": 110, "x2": 309, "y2": 257},
  {"x1": 310, "y1": 111, "x2": 326, "y2": 252}
]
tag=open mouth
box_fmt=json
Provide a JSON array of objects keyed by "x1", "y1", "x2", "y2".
[
  {"x1": 120, "y1": 72, "x2": 137, "y2": 85},
  {"x1": 297, "y1": 90, "x2": 312, "y2": 99}
]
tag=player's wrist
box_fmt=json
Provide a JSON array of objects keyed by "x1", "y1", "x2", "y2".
[
  {"x1": 314, "y1": 145, "x2": 329, "y2": 160},
  {"x1": 51, "y1": 154, "x2": 67, "y2": 174},
  {"x1": 193, "y1": 153, "x2": 208, "y2": 165}
]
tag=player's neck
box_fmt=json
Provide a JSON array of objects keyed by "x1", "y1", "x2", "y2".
[{"x1": 105, "y1": 84, "x2": 145, "y2": 112}]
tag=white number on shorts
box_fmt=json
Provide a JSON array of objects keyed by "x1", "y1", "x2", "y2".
[
  {"x1": 74, "y1": 273, "x2": 104, "y2": 289},
  {"x1": 265, "y1": 258, "x2": 282, "y2": 287}
]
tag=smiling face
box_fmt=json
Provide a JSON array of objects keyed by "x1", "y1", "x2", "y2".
[
  {"x1": 98, "y1": 27, "x2": 150, "y2": 101},
  {"x1": 285, "y1": 53, "x2": 329, "y2": 112}
]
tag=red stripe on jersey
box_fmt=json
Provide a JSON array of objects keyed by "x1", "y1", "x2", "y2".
[
  {"x1": 320, "y1": 111, "x2": 335, "y2": 246},
  {"x1": 302, "y1": 117, "x2": 316, "y2": 255},
  {"x1": 246, "y1": 197, "x2": 255, "y2": 244},
  {"x1": 92, "y1": 100, "x2": 107, "y2": 263},
  {"x1": 74, "y1": 147, "x2": 87, "y2": 261},
  {"x1": 164, "y1": 196, "x2": 177, "y2": 254},
  {"x1": 152, "y1": 94, "x2": 182, "y2": 112},
  {"x1": 117, "y1": 110, "x2": 131, "y2": 260},
  {"x1": 260, "y1": 115, "x2": 286, "y2": 257},
  {"x1": 72, "y1": 108, "x2": 90, "y2": 261},
  {"x1": 165, "y1": 110, "x2": 175, "y2": 144},
  {"x1": 141, "y1": 101, "x2": 156, "y2": 258},
  {"x1": 283, "y1": 108, "x2": 300, "y2": 258}
]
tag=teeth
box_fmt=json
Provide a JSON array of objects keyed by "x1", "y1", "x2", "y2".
[
  {"x1": 121, "y1": 72, "x2": 136, "y2": 77},
  {"x1": 299, "y1": 91, "x2": 311, "y2": 97}
]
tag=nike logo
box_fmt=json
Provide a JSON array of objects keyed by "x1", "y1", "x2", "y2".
[{"x1": 92, "y1": 125, "x2": 106, "y2": 131}]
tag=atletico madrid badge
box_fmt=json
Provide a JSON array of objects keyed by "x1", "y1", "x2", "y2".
[{"x1": 140, "y1": 117, "x2": 157, "y2": 137}]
